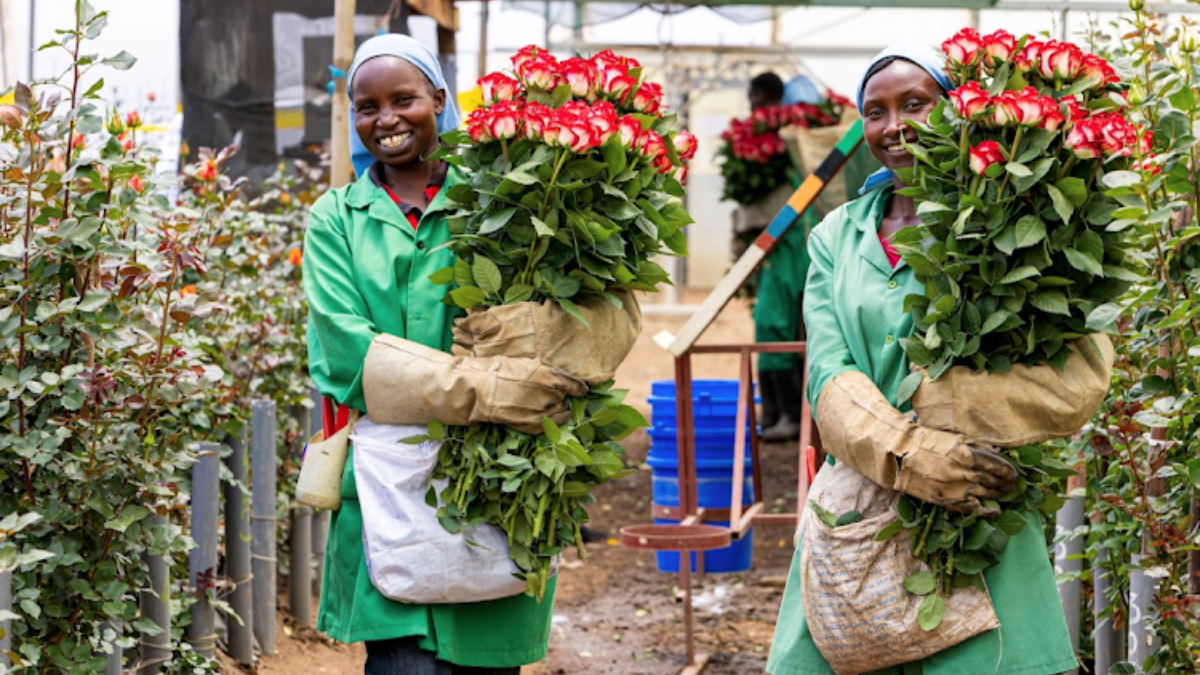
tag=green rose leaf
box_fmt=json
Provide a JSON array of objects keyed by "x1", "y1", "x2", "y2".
[
  {"x1": 472, "y1": 256, "x2": 503, "y2": 298},
  {"x1": 918, "y1": 593, "x2": 946, "y2": 631}
]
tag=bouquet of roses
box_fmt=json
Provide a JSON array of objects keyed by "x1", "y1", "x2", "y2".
[
  {"x1": 883, "y1": 28, "x2": 1145, "y2": 629},
  {"x1": 718, "y1": 98, "x2": 845, "y2": 205},
  {"x1": 417, "y1": 45, "x2": 696, "y2": 600}
]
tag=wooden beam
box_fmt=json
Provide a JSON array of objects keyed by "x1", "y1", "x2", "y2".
[
  {"x1": 410, "y1": 0, "x2": 458, "y2": 30},
  {"x1": 331, "y1": 0, "x2": 357, "y2": 189}
]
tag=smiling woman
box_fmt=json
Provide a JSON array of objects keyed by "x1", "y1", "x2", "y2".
[
  {"x1": 303, "y1": 34, "x2": 597, "y2": 675},
  {"x1": 765, "y1": 41, "x2": 1081, "y2": 675}
]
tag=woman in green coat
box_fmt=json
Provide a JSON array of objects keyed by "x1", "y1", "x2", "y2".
[
  {"x1": 766, "y1": 42, "x2": 1109, "y2": 675},
  {"x1": 303, "y1": 35, "x2": 626, "y2": 674}
]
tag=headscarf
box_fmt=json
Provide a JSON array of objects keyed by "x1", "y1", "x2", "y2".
[
  {"x1": 855, "y1": 41, "x2": 953, "y2": 195},
  {"x1": 347, "y1": 34, "x2": 462, "y2": 178},
  {"x1": 782, "y1": 74, "x2": 822, "y2": 106}
]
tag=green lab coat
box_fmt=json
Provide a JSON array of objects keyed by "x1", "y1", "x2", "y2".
[
  {"x1": 304, "y1": 166, "x2": 556, "y2": 666},
  {"x1": 766, "y1": 185, "x2": 1077, "y2": 675}
]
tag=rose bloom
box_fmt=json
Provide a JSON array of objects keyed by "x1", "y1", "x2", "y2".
[
  {"x1": 948, "y1": 81, "x2": 990, "y2": 120},
  {"x1": 586, "y1": 102, "x2": 619, "y2": 144},
  {"x1": 632, "y1": 82, "x2": 664, "y2": 114},
  {"x1": 128, "y1": 175, "x2": 146, "y2": 193},
  {"x1": 1015, "y1": 39, "x2": 1045, "y2": 74},
  {"x1": 1038, "y1": 41, "x2": 1084, "y2": 80},
  {"x1": 486, "y1": 101, "x2": 524, "y2": 140},
  {"x1": 118, "y1": 132, "x2": 133, "y2": 152},
  {"x1": 518, "y1": 52, "x2": 561, "y2": 90},
  {"x1": 524, "y1": 102, "x2": 554, "y2": 142},
  {"x1": 1061, "y1": 95, "x2": 1087, "y2": 126},
  {"x1": 1076, "y1": 54, "x2": 1117, "y2": 90},
  {"x1": 106, "y1": 112, "x2": 125, "y2": 135},
  {"x1": 288, "y1": 248, "x2": 304, "y2": 265},
  {"x1": 125, "y1": 110, "x2": 142, "y2": 128},
  {"x1": 1010, "y1": 87, "x2": 1056, "y2": 126},
  {"x1": 604, "y1": 74, "x2": 638, "y2": 104},
  {"x1": 618, "y1": 115, "x2": 642, "y2": 148},
  {"x1": 942, "y1": 28, "x2": 983, "y2": 67},
  {"x1": 561, "y1": 57, "x2": 598, "y2": 97},
  {"x1": 178, "y1": 285, "x2": 197, "y2": 298},
  {"x1": 71, "y1": 132, "x2": 85, "y2": 150},
  {"x1": 673, "y1": 131, "x2": 698, "y2": 161},
  {"x1": 511, "y1": 45, "x2": 544, "y2": 72},
  {"x1": 968, "y1": 140, "x2": 1005, "y2": 175},
  {"x1": 980, "y1": 30, "x2": 1017, "y2": 65},
  {"x1": 988, "y1": 92, "x2": 1021, "y2": 127},
  {"x1": 555, "y1": 111, "x2": 597, "y2": 153},
  {"x1": 197, "y1": 159, "x2": 218, "y2": 181},
  {"x1": 479, "y1": 72, "x2": 521, "y2": 103},
  {"x1": 466, "y1": 108, "x2": 493, "y2": 143},
  {"x1": 638, "y1": 129, "x2": 667, "y2": 160}
]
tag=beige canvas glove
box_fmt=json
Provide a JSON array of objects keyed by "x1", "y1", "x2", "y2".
[
  {"x1": 817, "y1": 371, "x2": 1017, "y2": 517},
  {"x1": 911, "y1": 334, "x2": 1115, "y2": 448},
  {"x1": 362, "y1": 334, "x2": 587, "y2": 435},
  {"x1": 450, "y1": 292, "x2": 642, "y2": 385}
]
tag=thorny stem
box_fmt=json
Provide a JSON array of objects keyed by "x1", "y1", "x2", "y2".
[
  {"x1": 18, "y1": 123, "x2": 35, "y2": 505},
  {"x1": 60, "y1": 7, "x2": 83, "y2": 218},
  {"x1": 137, "y1": 254, "x2": 180, "y2": 433},
  {"x1": 522, "y1": 149, "x2": 571, "y2": 285}
]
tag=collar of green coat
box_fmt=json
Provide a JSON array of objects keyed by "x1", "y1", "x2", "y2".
[
  {"x1": 853, "y1": 183, "x2": 908, "y2": 277},
  {"x1": 343, "y1": 163, "x2": 466, "y2": 233}
]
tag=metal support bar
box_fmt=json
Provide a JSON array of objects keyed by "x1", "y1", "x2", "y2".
[
  {"x1": 289, "y1": 507, "x2": 314, "y2": 628},
  {"x1": 1054, "y1": 493, "x2": 1085, "y2": 672},
  {"x1": 251, "y1": 400, "x2": 279, "y2": 655},
  {"x1": 224, "y1": 432, "x2": 254, "y2": 664},
  {"x1": 308, "y1": 387, "x2": 329, "y2": 598},
  {"x1": 188, "y1": 442, "x2": 220, "y2": 659},
  {"x1": 1, "y1": 570, "x2": 11, "y2": 667},
  {"x1": 1093, "y1": 547, "x2": 1125, "y2": 675},
  {"x1": 138, "y1": 515, "x2": 170, "y2": 675},
  {"x1": 104, "y1": 621, "x2": 123, "y2": 675},
  {"x1": 1128, "y1": 553, "x2": 1161, "y2": 672}
]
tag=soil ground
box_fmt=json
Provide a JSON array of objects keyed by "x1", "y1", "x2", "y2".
[{"x1": 230, "y1": 292, "x2": 801, "y2": 675}]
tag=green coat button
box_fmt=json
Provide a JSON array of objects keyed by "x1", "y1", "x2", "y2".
[
  {"x1": 888, "y1": 280, "x2": 898, "y2": 289},
  {"x1": 886, "y1": 334, "x2": 895, "y2": 344}
]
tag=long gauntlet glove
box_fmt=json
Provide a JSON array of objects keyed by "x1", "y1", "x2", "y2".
[
  {"x1": 451, "y1": 292, "x2": 642, "y2": 385},
  {"x1": 362, "y1": 334, "x2": 588, "y2": 435},
  {"x1": 912, "y1": 334, "x2": 1115, "y2": 447},
  {"x1": 817, "y1": 371, "x2": 1017, "y2": 517}
]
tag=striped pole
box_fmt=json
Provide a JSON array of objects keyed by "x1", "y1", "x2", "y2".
[
  {"x1": 667, "y1": 121, "x2": 864, "y2": 357},
  {"x1": 188, "y1": 442, "x2": 221, "y2": 658},
  {"x1": 223, "y1": 432, "x2": 253, "y2": 664}
]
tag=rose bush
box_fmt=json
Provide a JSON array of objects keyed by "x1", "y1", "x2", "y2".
[{"x1": 717, "y1": 97, "x2": 847, "y2": 205}]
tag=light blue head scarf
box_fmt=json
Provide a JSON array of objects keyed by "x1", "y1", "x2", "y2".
[
  {"x1": 782, "y1": 75, "x2": 822, "y2": 106},
  {"x1": 347, "y1": 34, "x2": 462, "y2": 178},
  {"x1": 856, "y1": 41, "x2": 953, "y2": 195}
]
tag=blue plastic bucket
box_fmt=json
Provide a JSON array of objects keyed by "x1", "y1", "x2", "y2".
[{"x1": 646, "y1": 379, "x2": 755, "y2": 574}]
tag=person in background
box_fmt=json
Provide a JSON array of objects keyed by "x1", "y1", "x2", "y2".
[{"x1": 746, "y1": 71, "x2": 809, "y2": 442}]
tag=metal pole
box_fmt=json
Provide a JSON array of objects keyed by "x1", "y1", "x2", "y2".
[
  {"x1": 331, "y1": 0, "x2": 358, "y2": 188},
  {"x1": 478, "y1": 0, "x2": 489, "y2": 80},
  {"x1": 188, "y1": 442, "x2": 220, "y2": 659},
  {"x1": 138, "y1": 515, "x2": 170, "y2": 675},
  {"x1": 25, "y1": 0, "x2": 33, "y2": 82},
  {"x1": 104, "y1": 621, "x2": 123, "y2": 675},
  {"x1": 0, "y1": 569, "x2": 11, "y2": 667},
  {"x1": 1093, "y1": 547, "x2": 1125, "y2": 675},
  {"x1": 1128, "y1": 553, "x2": 1161, "y2": 672},
  {"x1": 1054, "y1": 492, "x2": 1085, "y2": 672},
  {"x1": 251, "y1": 400, "x2": 278, "y2": 655},
  {"x1": 308, "y1": 387, "x2": 328, "y2": 599},
  {"x1": 312, "y1": 509, "x2": 329, "y2": 598},
  {"x1": 223, "y1": 432, "x2": 253, "y2": 664},
  {"x1": 289, "y1": 506, "x2": 313, "y2": 628}
]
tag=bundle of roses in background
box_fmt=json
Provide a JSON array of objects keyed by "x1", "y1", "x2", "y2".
[
  {"x1": 717, "y1": 97, "x2": 846, "y2": 205},
  {"x1": 423, "y1": 45, "x2": 696, "y2": 599},
  {"x1": 885, "y1": 28, "x2": 1145, "y2": 630}
]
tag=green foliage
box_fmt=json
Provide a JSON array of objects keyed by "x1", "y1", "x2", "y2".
[
  {"x1": 1073, "y1": 13, "x2": 1200, "y2": 673},
  {"x1": 411, "y1": 383, "x2": 641, "y2": 599},
  {"x1": 0, "y1": 3, "x2": 314, "y2": 670}
]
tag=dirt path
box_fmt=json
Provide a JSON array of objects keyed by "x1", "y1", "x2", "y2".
[{"x1": 241, "y1": 294, "x2": 800, "y2": 674}]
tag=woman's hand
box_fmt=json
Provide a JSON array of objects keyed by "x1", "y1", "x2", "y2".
[
  {"x1": 362, "y1": 334, "x2": 587, "y2": 434},
  {"x1": 451, "y1": 292, "x2": 642, "y2": 385},
  {"x1": 817, "y1": 370, "x2": 1015, "y2": 517},
  {"x1": 911, "y1": 334, "x2": 1115, "y2": 447}
]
